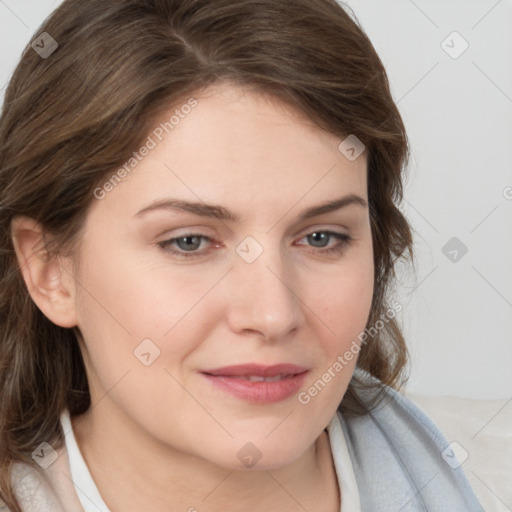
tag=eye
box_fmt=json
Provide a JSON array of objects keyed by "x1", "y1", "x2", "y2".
[
  {"x1": 297, "y1": 230, "x2": 352, "y2": 255},
  {"x1": 158, "y1": 234, "x2": 213, "y2": 258},
  {"x1": 157, "y1": 230, "x2": 352, "y2": 259}
]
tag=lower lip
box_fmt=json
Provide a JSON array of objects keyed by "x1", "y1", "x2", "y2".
[{"x1": 201, "y1": 372, "x2": 309, "y2": 403}]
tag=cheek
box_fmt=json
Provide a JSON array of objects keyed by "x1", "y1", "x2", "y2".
[
  {"x1": 76, "y1": 240, "x2": 196, "y2": 338},
  {"x1": 294, "y1": 259, "x2": 374, "y2": 433},
  {"x1": 316, "y1": 255, "x2": 374, "y2": 348},
  {"x1": 73, "y1": 241, "x2": 222, "y2": 384}
]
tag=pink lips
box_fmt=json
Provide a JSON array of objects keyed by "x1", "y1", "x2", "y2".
[{"x1": 201, "y1": 364, "x2": 309, "y2": 403}]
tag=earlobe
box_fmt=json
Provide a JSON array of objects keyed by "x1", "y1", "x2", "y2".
[{"x1": 11, "y1": 216, "x2": 78, "y2": 328}]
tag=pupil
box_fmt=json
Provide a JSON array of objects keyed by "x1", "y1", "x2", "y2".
[
  {"x1": 309, "y1": 232, "x2": 327, "y2": 247},
  {"x1": 179, "y1": 235, "x2": 200, "y2": 251}
]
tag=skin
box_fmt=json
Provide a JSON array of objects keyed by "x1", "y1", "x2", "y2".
[{"x1": 12, "y1": 81, "x2": 374, "y2": 512}]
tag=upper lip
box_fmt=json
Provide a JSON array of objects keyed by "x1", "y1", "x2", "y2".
[{"x1": 201, "y1": 364, "x2": 309, "y2": 378}]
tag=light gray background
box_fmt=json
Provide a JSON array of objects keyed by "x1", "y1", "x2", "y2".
[{"x1": 1, "y1": 0, "x2": 511, "y2": 399}]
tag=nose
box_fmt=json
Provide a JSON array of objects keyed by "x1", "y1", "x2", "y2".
[{"x1": 225, "y1": 243, "x2": 304, "y2": 342}]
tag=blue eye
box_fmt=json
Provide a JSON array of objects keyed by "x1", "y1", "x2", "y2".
[
  {"x1": 160, "y1": 234, "x2": 206, "y2": 253},
  {"x1": 303, "y1": 231, "x2": 352, "y2": 254},
  {"x1": 158, "y1": 230, "x2": 352, "y2": 258}
]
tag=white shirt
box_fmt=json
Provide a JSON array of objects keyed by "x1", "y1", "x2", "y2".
[
  {"x1": 60, "y1": 409, "x2": 361, "y2": 512},
  {"x1": 60, "y1": 410, "x2": 110, "y2": 512}
]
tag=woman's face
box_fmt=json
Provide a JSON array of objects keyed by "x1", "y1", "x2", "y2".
[{"x1": 71, "y1": 82, "x2": 374, "y2": 469}]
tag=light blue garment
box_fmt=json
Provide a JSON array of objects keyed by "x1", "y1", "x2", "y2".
[{"x1": 340, "y1": 370, "x2": 484, "y2": 511}]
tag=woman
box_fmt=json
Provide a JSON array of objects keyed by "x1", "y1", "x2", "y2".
[{"x1": 0, "y1": 0, "x2": 483, "y2": 511}]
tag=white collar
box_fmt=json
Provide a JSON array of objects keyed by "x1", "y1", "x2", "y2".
[
  {"x1": 327, "y1": 411, "x2": 362, "y2": 512},
  {"x1": 60, "y1": 410, "x2": 111, "y2": 512}
]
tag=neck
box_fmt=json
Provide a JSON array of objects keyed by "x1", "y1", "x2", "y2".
[{"x1": 71, "y1": 401, "x2": 340, "y2": 512}]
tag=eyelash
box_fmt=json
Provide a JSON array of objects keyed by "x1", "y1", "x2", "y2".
[{"x1": 157, "y1": 230, "x2": 352, "y2": 259}]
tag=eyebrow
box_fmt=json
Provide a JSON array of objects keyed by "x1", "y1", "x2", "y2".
[{"x1": 134, "y1": 193, "x2": 367, "y2": 223}]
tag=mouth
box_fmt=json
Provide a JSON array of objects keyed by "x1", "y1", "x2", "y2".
[
  {"x1": 200, "y1": 364, "x2": 309, "y2": 403},
  {"x1": 221, "y1": 374, "x2": 294, "y2": 382},
  {"x1": 202, "y1": 363, "x2": 309, "y2": 377}
]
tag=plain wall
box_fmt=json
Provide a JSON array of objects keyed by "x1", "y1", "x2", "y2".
[
  {"x1": 342, "y1": 0, "x2": 512, "y2": 399},
  {"x1": 1, "y1": 0, "x2": 511, "y2": 399}
]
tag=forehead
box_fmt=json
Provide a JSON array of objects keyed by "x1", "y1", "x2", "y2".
[{"x1": 89, "y1": 82, "x2": 368, "y2": 220}]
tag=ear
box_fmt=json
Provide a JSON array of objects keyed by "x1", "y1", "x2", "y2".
[{"x1": 11, "y1": 216, "x2": 78, "y2": 328}]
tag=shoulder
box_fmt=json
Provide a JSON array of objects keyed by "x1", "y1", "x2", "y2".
[
  {"x1": 337, "y1": 375, "x2": 485, "y2": 511},
  {"x1": 341, "y1": 373, "x2": 461, "y2": 451},
  {"x1": 6, "y1": 430, "x2": 84, "y2": 512},
  {"x1": 404, "y1": 391, "x2": 512, "y2": 512},
  {"x1": 8, "y1": 458, "x2": 66, "y2": 512}
]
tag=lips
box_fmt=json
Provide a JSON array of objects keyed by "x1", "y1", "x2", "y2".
[
  {"x1": 200, "y1": 364, "x2": 309, "y2": 403},
  {"x1": 202, "y1": 363, "x2": 308, "y2": 379}
]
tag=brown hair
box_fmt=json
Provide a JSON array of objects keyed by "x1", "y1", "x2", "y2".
[{"x1": 0, "y1": 0, "x2": 413, "y2": 509}]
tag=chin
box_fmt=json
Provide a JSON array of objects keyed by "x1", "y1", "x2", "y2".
[{"x1": 199, "y1": 435, "x2": 313, "y2": 472}]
